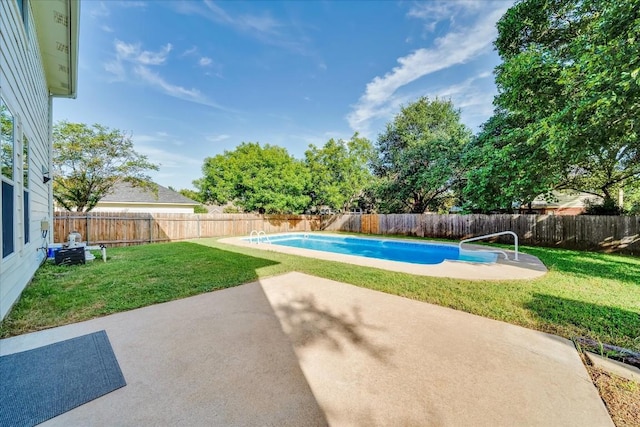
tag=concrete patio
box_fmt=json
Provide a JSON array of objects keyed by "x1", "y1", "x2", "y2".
[{"x1": 0, "y1": 272, "x2": 612, "y2": 426}]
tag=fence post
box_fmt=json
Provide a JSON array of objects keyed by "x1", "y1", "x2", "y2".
[
  {"x1": 86, "y1": 214, "x2": 90, "y2": 245},
  {"x1": 149, "y1": 215, "x2": 152, "y2": 244},
  {"x1": 197, "y1": 215, "x2": 201, "y2": 238}
]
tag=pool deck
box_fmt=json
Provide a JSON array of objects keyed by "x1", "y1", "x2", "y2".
[{"x1": 219, "y1": 233, "x2": 548, "y2": 280}]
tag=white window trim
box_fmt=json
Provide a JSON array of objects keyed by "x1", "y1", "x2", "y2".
[{"x1": 1, "y1": 97, "x2": 18, "y2": 261}]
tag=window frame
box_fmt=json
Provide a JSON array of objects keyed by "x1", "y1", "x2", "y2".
[
  {"x1": 16, "y1": 0, "x2": 28, "y2": 29},
  {"x1": 23, "y1": 133, "x2": 29, "y2": 244},
  {"x1": 1, "y1": 98, "x2": 16, "y2": 259}
]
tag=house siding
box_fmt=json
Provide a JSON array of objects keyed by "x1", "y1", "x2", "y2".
[{"x1": 1, "y1": 0, "x2": 53, "y2": 319}]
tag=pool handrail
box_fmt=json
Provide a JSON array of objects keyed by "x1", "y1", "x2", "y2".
[
  {"x1": 257, "y1": 230, "x2": 271, "y2": 244},
  {"x1": 249, "y1": 230, "x2": 270, "y2": 244},
  {"x1": 459, "y1": 231, "x2": 519, "y2": 261}
]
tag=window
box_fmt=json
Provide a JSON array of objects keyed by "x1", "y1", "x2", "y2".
[
  {"x1": 23, "y1": 135, "x2": 29, "y2": 244},
  {"x1": 23, "y1": 135, "x2": 28, "y2": 187},
  {"x1": 24, "y1": 190, "x2": 29, "y2": 244},
  {"x1": 1, "y1": 103, "x2": 14, "y2": 181},
  {"x1": 1, "y1": 99, "x2": 15, "y2": 258},
  {"x1": 16, "y1": 0, "x2": 27, "y2": 27},
  {"x1": 3, "y1": 182, "x2": 15, "y2": 256}
]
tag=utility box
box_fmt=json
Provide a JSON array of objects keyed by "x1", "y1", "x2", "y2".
[{"x1": 54, "y1": 247, "x2": 86, "y2": 266}]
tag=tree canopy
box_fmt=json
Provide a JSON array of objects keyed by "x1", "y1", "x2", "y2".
[
  {"x1": 372, "y1": 97, "x2": 471, "y2": 213},
  {"x1": 469, "y1": 0, "x2": 640, "y2": 209},
  {"x1": 195, "y1": 142, "x2": 310, "y2": 214},
  {"x1": 304, "y1": 134, "x2": 375, "y2": 212},
  {"x1": 52, "y1": 122, "x2": 158, "y2": 212}
]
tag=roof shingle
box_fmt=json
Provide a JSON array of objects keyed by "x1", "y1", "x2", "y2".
[{"x1": 100, "y1": 182, "x2": 199, "y2": 205}]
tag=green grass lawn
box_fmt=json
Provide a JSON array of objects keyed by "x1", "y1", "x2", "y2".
[{"x1": 1, "y1": 238, "x2": 638, "y2": 352}]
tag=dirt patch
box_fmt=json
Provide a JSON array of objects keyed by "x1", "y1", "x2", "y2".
[{"x1": 586, "y1": 364, "x2": 640, "y2": 426}]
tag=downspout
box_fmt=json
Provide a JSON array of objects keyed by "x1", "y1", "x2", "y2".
[{"x1": 47, "y1": 95, "x2": 53, "y2": 244}]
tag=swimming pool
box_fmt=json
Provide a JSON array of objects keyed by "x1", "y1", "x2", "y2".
[{"x1": 251, "y1": 233, "x2": 497, "y2": 265}]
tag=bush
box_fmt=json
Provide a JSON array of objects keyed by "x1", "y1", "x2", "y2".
[
  {"x1": 583, "y1": 198, "x2": 624, "y2": 216},
  {"x1": 223, "y1": 206, "x2": 242, "y2": 213}
]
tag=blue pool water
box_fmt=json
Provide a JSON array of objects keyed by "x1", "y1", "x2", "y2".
[{"x1": 257, "y1": 234, "x2": 497, "y2": 265}]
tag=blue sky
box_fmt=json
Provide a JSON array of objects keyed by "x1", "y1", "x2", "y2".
[{"x1": 53, "y1": 0, "x2": 514, "y2": 191}]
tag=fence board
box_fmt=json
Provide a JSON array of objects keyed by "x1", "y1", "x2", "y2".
[{"x1": 53, "y1": 212, "x2": 640, "y2": 254}]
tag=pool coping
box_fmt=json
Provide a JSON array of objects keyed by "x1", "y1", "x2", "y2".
[{"x1": 218, "y1": 232, "x2": 548, "y2": 281}]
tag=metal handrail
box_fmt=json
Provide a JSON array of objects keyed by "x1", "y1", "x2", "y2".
[
  {"x1": 257, "y1": 230, "x2": 270, "y2": 244},
  {"x1": 459, "y1": 231, "x2": 519, "y2": 261},
  {"x1": 249, "y1": 230, "x2": 270, "y2": 244}
]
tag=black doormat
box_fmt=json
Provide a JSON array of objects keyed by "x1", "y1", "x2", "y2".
[{"x1": 0, "y1": 330, "x2": 126, "y2": 426}]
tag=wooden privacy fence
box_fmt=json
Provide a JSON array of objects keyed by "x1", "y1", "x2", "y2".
[
  {"x1": 53, "y1": 212, "x2": 322, "y2": 246},
  {"x1": 323, "y1": 213, "x2": 640, "y2": 254},
  {"x1": 54, "y1": 212, "x2": 640, "y2": 254}
]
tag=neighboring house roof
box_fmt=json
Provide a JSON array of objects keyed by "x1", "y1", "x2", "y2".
[
  {"x1": 528, "y1": 191, "x2": 602, "y2": 209},
  {"x1": 100, "y1": 182, "x2": 199, "y2": 206},
  {"x1": 31, "y1": 0, "x2": 80, "y2": 98}
]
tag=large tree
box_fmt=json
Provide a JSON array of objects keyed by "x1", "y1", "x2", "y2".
[
  {"x1": 53, "y1": 122, "x2": 158, "y2": 212},
  {"x1": 195, "y1": 142, "x2": 310, "y2": 214},
  {"x1": 304, "y1": 133, "x2": 375, "y2": 212},
  {"x1": 373, "y1": 97, "x2": 471, "y2": 213},
  {"x1": 462, "y1": 110, "x2": 565, "y2": 212},
  {"x1": 483, "y1": 0, "x2": 640, "y2": 207}
]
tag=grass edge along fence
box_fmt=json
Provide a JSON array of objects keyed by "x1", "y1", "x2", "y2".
[{"x1": 53, "y1": 212, "x2": 640, "y2": 254}]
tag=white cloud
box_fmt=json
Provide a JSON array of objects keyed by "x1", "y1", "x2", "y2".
[
  {"x1": 104, "y1": 40, "x2": 229, "y2": 109},
  {"x1": 206, "y1": 134, "x2": 231, "y2": 143},
  {"x1": 101, "y1": 25, "x2": 114, "y2": 33},
  {"x1": 175, "y1": 0, "x2": 310, "y2": 56},
  {"x1": 134, "y1": 132, "x2": 173, "y2": 144},
  {"x1": 199, "y1": 57, "x2": 213, "y2": 67},
  {"x1": 347, "y1": 4, "x2": 508, "y2": 134},
  {"x1": 432, "y1": 72, "x2": 496, "y2": 128},
  {"x1": 133, "y1": 65, "x2": 210, "y2": 105},
  {"x1": 181, "y1": 47, "x2": 218, "y2": 70},
  {"x1": 90, "y1": 1, "x2": 146, "y2": 19},
  {"x1": 90, "y1": 2, "x2": 110, "y2": 18},
  {"x1": 408, "y1": 0, "x2": 485, "y2": 32},
  {"x1": 105, "y1": 40, "x2": 172, "y2": 81},
  {"x1": 104, "y1": 59, "x2": 125, "y2": 81},
  {"x1": 117, "y1": 1, "x2": 147, "y2": 9},
  {"x1": 200, "y1": 0, "x2": 233, "y2": 24},
  {"x1": 182, "y1": 46, "x2": 198, "y2": 56},
  {"x1": 135, "y1": 143, "x2": 202, "y2": 189},
  {"x1": 134, "y1": 137, "x2": 201, "y2": 168},
  {"x1": 239, "y1": 13, "x2": 280, "y2": 34},
  {"x1": 138, "y1": 44, "x2": 172, "y2": 65},
  {"x1": 113, "y1": 40, "x2": 172, "y2": 66}
]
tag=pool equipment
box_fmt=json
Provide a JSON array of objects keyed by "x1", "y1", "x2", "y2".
[{"x1": 50, "y1": 231, "x2": 107, "y2": 262}]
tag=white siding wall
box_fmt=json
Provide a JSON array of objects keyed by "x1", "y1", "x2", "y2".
[{"x1": 0, "y1": 0, "x2": 52, "y2": 319}]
